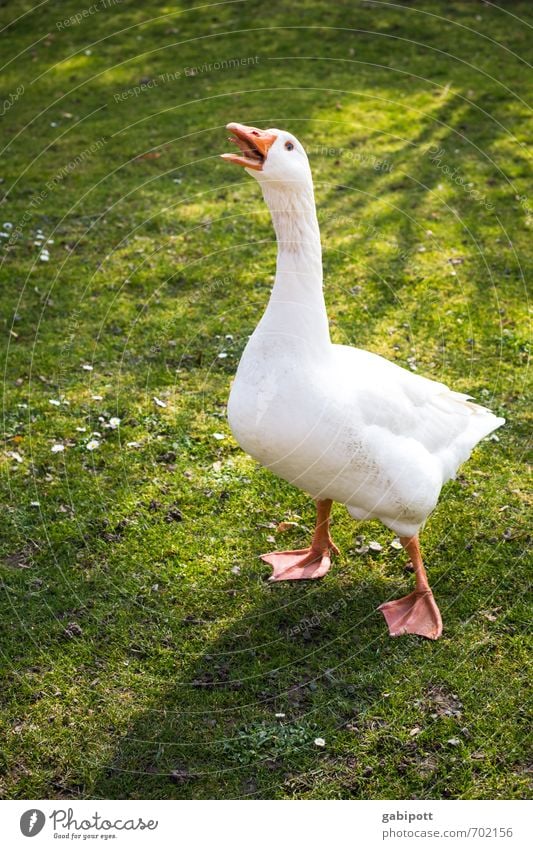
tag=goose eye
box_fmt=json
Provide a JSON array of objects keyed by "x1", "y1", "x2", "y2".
[{"x1": 285, "y1": 141, "x2": 294, "y2": 151}]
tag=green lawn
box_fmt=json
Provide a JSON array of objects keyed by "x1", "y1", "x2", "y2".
[{"x1": 0, "y1": 0, "x2": 531, "y2": 800}]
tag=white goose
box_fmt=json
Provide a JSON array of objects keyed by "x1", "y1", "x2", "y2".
[{"x1": 221, "y1": 122, "x2": 504, "y2": 640}]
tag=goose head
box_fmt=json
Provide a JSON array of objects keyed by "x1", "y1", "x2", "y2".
[{"x1": 221, "y1": 122, "x2": 312, "y2": 190}]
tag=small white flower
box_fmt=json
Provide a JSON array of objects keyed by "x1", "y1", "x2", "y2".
[
  {"x1": 91, "y1": 394, "x2": 103, "y2": 401},
  {"x1": 390, "y1": 538, "x2": 403, "y2": 550},
  {"x1": 49, "y1": 399, "x2": 61, "y2": 406},
  {"x1": 275, "y1": 713, "x2": 286, "y2": 719},
  {"x1": 30, "y1": 501, "x2": 40, "y2": 507},
  {"x1": 40, "y1": 251, "x2": 49, "y2": 261},
  {"x1": 314, "y1": 738, "x2": 326, "y2": 748},
  {"x1": 153, "y1": 396, "x2": 167, "y2": 408},
  {"x1": 86, "y1": 439, "x2": 100, "y2": 451},
  {"x1": 126, "y1": 441, "x2": 140, "y2": 448},
  {"x1": 212, "y1": 432, "x2": 225, "y2": 440},
  {"x1": 3, "y1": 222, "x2": 12, "y2": 229},
  {"x1": 369, "y1": 540, "x2": 382, "y2": 552},
  {"x1": 7, "y1": 450, "x2": 23, "y2": 463},
  {"x1": 82, "y1": 364, "x2": 93, "y2": 371},
  {"x1": 75, "y1": 426, "x2": 86, "y2": 432},
  {"x1": 108, "y1": 417, "x2": 120, "y2": 429},
  {"x1": 51, "y1": 444, "x2": 65, "y2": 453},
  {"x1": 217, "y1": 352, "x2": 228, "y2": 359}
]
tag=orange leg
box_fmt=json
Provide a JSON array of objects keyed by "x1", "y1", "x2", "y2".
[
  {"x1": 378, "y1": 535, "x2": 443, "y2": 640},
  {"x1": 261, "y1": 499, "x2": 339, "y2": 582}
]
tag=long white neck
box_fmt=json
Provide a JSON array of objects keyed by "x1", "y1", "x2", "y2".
[{"x1": 257, "y1": 180, "x2": 330, "y2": 348}]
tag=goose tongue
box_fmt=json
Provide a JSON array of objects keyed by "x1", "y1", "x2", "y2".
[{"x1": 221, "y1": 122, "x2": 277, "y2": 171}]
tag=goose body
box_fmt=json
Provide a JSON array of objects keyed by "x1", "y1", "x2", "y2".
[
  {"x1": 222, "y1": 122, "x2": 504, "y2": 639},
  {"x1": 229, "y1": 339, "x2": 502, "y2": 539}
]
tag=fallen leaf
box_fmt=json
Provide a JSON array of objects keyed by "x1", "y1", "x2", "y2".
[{"x1": 276, "y1": 521, "x2": 299, "y2": 532}]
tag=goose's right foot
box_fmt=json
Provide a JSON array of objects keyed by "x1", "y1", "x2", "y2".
[
  {"x1": 262, "y1": 544, "x2": 337, "y2": 581},
  {"x1": 261, "y1": 498, "x2": 338, "y2": 582}
]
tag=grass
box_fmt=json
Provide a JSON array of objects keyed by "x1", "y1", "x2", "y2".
[{"x1": 0, "y1": 0, "x2": 531, "y2": 800}]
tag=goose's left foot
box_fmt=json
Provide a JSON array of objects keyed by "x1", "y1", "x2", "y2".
[
  {"x1": 378, "y1": 534, "x2": 443, "y2": 640},
  {"x1": 379, "y1": 589, "x2": 442, "y2": 640},
  {"x1": 261, "y1": 498, "x2": 338, "y2": 582}
]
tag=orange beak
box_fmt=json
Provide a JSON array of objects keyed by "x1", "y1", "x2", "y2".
[{"x1": 221, "y1": 122, "x2": 277, "y2": 171}]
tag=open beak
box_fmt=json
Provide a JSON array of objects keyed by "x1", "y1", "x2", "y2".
[{"x1": 221, "y1": 122, "x2": 277, "y2": 171}]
